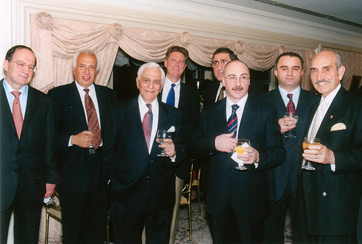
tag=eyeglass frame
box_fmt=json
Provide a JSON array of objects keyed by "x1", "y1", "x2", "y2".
[
  {"x1": 223, "y1": 74, "x2": 250, "y2": 82},
  {"x1": 10, "y1": 60, "x2": 37, "y2": 73}
]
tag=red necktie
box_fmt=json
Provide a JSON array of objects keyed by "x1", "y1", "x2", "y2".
[
  {"x1": 143, "y1": 104, "x2": 153, "y2": 149},
  {"x1": 11, "y1": 91, "x2": 23, "y2": 139},
  {"x1": 287, "y1": 94, "x2": 295, "y2": 115},
  {"x1": 84, "y1": 89, "x2": 101, "y2": 149}
]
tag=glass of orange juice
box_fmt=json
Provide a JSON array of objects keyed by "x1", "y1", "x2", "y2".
[
  {"x1": 302, "y1": 137, "x2": 320, "y2": 171},
  {"x1": 235, "y1": 139, "x2": 250, "y2": 171}
]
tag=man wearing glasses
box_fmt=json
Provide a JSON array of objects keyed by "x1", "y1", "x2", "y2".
[
  {"x1": 191, "y1": 60, "x2": 284, "y2": 243},
  {"x1": 202, "y1": 47, "x2": 238, "y2": 107},
  {"x1": 0, "y1": 45, "x2": 58, "y2": 243}
]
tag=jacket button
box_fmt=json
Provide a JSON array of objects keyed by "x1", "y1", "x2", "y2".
[
  {"x1": 322, "y1": 192, "x2": 327, "y2": 197},
  {"x1": 146, "y1": 176, "x2": 150, "y2": 182}
]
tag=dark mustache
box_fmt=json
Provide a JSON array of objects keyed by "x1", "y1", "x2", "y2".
[
  {"x1": 315, "y1": 79, "x2": 331, "y2": 85},
  {"x1": 232, "y1": 86, "x2": 244, "y2": 91}
]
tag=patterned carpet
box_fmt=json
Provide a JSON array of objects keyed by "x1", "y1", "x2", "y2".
[{"x1": 174, "y1": 201, "x2": 292, "y2": 243}]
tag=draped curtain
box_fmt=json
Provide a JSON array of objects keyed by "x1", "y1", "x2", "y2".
[{"x1": 30, "y1": 12, "x2": 314, "y2": 93}]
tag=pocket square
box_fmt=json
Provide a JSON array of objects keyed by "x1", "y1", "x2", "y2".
[
  {"x1": 330, "y1": 122, "x2": 346, "y2": 131},
  {"x1": 167, "y1": 126, "x2": 175, "y2": 133}
]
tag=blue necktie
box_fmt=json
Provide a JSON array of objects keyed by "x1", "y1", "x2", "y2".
[
  {"x1": 227, "y1": 104, "x2": 239, "y2": 138},
  {"x1": 166, "y1": 84, "x2": 176, "y2": 107}
]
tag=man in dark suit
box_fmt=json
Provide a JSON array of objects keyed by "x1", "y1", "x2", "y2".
[
  {"x1": 48, "y1": 50, "x2": 117, "y2": 244},
  {"x1": 160, "y1": 46, "x2": 200, "y2": 242},
  {"x1": 0, "y1": 45, "x2": 58, "y2": 243},
  {"x1": 300, "y1": 50, "x2": 362, "y2": 243},
  {"x1": 191, "y1": 60, "x2": 285, "y2": 243},
  {"x1": 254, "y1": 52, "x2": 319, "y2": 243},
  {"x1": 102, "y1": 62, "x2": 186, "y2": 243},
  {"x1": 202, "y1": 47, "x2": 238, "y2": 107}
]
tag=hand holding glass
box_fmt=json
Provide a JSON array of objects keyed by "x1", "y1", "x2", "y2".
[
  {"x1": 284, "y1": 112, "x2": 298, "y2": 139},
  {"x1": 302, "y1": 137, "x2": 320, "y2": 171},
  {"x1": 234, "y1": 139, "x2": 250, "y2": 171},
  {"x1": 156, "y1": 130, "x2": 171, "y2": 157}
]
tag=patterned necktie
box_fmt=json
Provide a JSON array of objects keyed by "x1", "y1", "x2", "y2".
[
  {"x1": 166, "y1": 84, "x2": 176, "y2": 106},
  {"x1": 218, "y1": 86, "x2": 225, "y2": 102},
  {"x1": 143, "y1": 104, "x2": 153, "y2": 149},
  {"x1": 84, "y1": 89, "x2": 101, "y2": 149},
  {"x1": 11, "y1": 91, "x2": 23, "y2": 139},
  {"x1": 286, "y1": 93, "x2": 295, "y2": 115},
  {"x1": 227, "y1": 104, "x2": 239, "y2": 138}
]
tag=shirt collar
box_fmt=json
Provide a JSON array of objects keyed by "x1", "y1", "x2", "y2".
[
  {"x1": 226, "y1": 93, "x2": 248, "y2": 108},
  {"x1": 3, "y1": 78, "x2": 28, "y2": 95},
  {"x1": 323, "y1": 84, "x2": 341, "y2": 106}
]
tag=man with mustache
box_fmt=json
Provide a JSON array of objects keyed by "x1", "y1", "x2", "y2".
[
  {"x1": 191, "y1": 60, "x2": 285, "y2": 243},
  {"x1": 299, "y1": 50, "x2": 362, "y2": 243}
]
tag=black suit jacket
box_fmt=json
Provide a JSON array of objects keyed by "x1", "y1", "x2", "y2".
[
  {"x1": 254, "y1": 88, "x2": 319, "y2": 201},
  {"x1": 0, "y1": 79, "x2": 58, "y2": 210},
  {"x1": 302, "y1": 87, "x2": 362, "y2": 235},
  {"x1": 102, "y1": 97, "x2": 186, "y2": 211},
  {"x1": 190, "y1": 97, "x2": 285, "y2": 221},
  {"x1": 201, "y1": 79, "x2": 220, "y2": 107},
  {"x1": 48, "y1": 81, "x2": 117, "y2": 194}
]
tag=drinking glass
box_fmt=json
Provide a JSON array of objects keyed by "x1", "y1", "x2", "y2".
[
  {"x1": 284, "y1": 112, "x2": 298, "y2": 139},
  {"x1": 157, "y1": 130, "x2": 171, "y2": 157},
  {"x1": 302, "y1": 137, "x2": 320, "y2": 171},
  {"x1": 234, "y1": 139, "x2": 250, "y2": 171}
]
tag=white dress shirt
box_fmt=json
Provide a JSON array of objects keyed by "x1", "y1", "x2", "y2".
[
  {"x1": 278, "y1": 85, "x2": 300, "y2": 109},
  {"x1": 3, "y1": 79, "x2": 28, "y2": 117},
  {"x1": 161, "y1": 77, "x2": 181, "y2": 108}
]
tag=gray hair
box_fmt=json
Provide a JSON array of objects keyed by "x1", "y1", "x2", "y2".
[
  {"x1": 137, "y1": 62, "x2": 165, "y2": 84},
  {"x1": 72, "y1": 50, "x2": 101, "y2": 71},
  {"x1": 335, "y1": 52, "x2": 343, "y2": 68}
]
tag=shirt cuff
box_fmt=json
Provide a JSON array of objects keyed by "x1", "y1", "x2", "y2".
[{"x1": 330, "y1": 164, "x2": 336, "y2": 172}]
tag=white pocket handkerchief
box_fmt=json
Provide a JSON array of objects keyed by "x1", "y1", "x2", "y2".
[
  {"x1": 167, "y1": 126, "x2": 175, "y2": 133},
  {"x1": 330, "y1": 122, "x2": 346, "y2": 131}
]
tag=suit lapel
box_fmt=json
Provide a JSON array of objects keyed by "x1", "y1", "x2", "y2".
[
  {"x1": 126, "y1": 98, "x2": 149, "y2": 154},
  {"x1": 178, "y1": 83, "x2": 185, "y2": 110},
  {"x1": 238, "y1": 99, "x2": 253, "y2": 138},
  {"x1": 0, "y1": 80, "x2": 17, "y2": 135},
  {"x1": 21, "y1": 86, "x2": 38, "y2": 138},
  {"x1": 70, "y1": 82, "x2": 88, "y2": 129},
  {"x1": 215, "y1": 99, "x2": 228, "y2": 135},
  {"x1": 94, "y1": 84, "x2": 106, "y2": 128}
]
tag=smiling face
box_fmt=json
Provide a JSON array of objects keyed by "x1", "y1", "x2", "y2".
[
  {"x1": 222, "y1": 60, "x2": 250, "y2": 103},
  {"x1": 310, "y1": 51, "x2": 345, "y2": 97},
  {"x1": 164, "y1": 51, "x2": 187, "y2": 82},
  {"x1": 3, "y1": 48, "x2": 36, "y2": 90},
  {"x1": 73, "y1": 52, "x2": 98, "y2": 88},
  {"x1": 137, "y1": 67, "x2": 163, "y2": 104},
  {"x1": 274, "y1": 56, "x2": 303, "y2": 92},
  {"x1": 212, "y1": 52, "x2": 232, "y2": 82}
]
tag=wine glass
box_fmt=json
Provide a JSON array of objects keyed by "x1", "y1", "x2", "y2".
[
  {"x1": 284, "y1": 112, "x2": 298, "y2": 139},
  {"x1": 157, "y1": 130, "x2": 171, "y2": 157},
  {"x1": 234, "y1": 139, "x2": 250, "y2": 171},
  {"x1": 302, "y1": 137, "x2": 320, "y2": 171}
]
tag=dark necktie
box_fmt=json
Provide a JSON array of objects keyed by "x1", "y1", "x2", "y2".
[
  {"x1": 217, "y1": 86, "x2": 225, "y2": 102},
  {"x1": 84, "y1": 89, "x2": 101, "y2": 149},
  {"x1": 143, "y1": 104, "x2": 153, "y2": 149},
  {"x1": 286, "y1": 93, "x2": 295, "y2": 115},
  {"x1": 11, "y1": 91, "x2": 23, "y2": 139},
  {"x1": 166, "y1": 84, "x2": 176, "y2": 106},
  {"x1": 227, "y1": 104, "x2": 239, "y2": 138}
]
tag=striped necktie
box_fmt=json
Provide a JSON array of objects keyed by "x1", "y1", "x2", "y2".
[
  {"x1": 227, "y1": 104, "x2": 239, "y2": 138},
  {"x1": 84, "y1": 89, "x2": 101, "y2": 149}
]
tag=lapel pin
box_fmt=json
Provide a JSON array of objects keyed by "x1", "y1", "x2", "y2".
[{"x1": 330, "y1": 115, "x2": 333, "y2": 119}]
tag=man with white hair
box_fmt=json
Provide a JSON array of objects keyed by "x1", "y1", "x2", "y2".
[
  {"x1": 48, "y1": 50, "x2": 117, "y2": 244},
  {"x1": 103, "y1": 62, "x2": 186, "y2": 243}
]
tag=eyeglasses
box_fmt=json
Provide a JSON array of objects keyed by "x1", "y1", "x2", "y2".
[
  {"x1": 11, "y1": 61, "x2": 37, "y2": 73},
  {"x1": 223, "y1": 74, "x2": 250, "y2": 82},
  {"x1": 212, "y1": 59, "x2": 229, "y2": 67}
]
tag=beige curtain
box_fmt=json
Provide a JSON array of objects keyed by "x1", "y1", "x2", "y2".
[{"x1": 30, "y1": 12, "x2": 314, "y2": 93}]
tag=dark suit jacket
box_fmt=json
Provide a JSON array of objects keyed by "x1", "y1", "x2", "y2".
[
  {"x1": 102, "y1": 97, "x2": 186, "y2": 211},
  {"x1": 48, "y1": 81, "x2": 117, "y2": 194},
  {"x1": 0, "y1": 79, "x2": 58, "y2": 210},
  {"x1": 302, "y1": 87, "x2": 362, "y2": 236},
  {"x1": 254, "y1": 88, "x2": 319, "y2": 201},
  {"x1": 190, "y1": 97, "x2": 285, "y2": 221},
  {"x1": 160, "y1": 82, "x2": 200, "y2": 179},
  {"x1": 201, "y1": 79, "x2": 220, "y2": 107}
]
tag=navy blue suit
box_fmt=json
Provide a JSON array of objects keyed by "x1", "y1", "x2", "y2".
[
  {"x1": 102, "y1": 97, "x2": 186, "y2": 243},
  {"x1": 190, "y1": 97, "x2": 285, "y2": 243},
  {"x1": 0, "y1": 79, "x2": 58, "y2": 243},
  {"x1": 254, "y1": 88, "x2": 318, "y2": 243}
]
